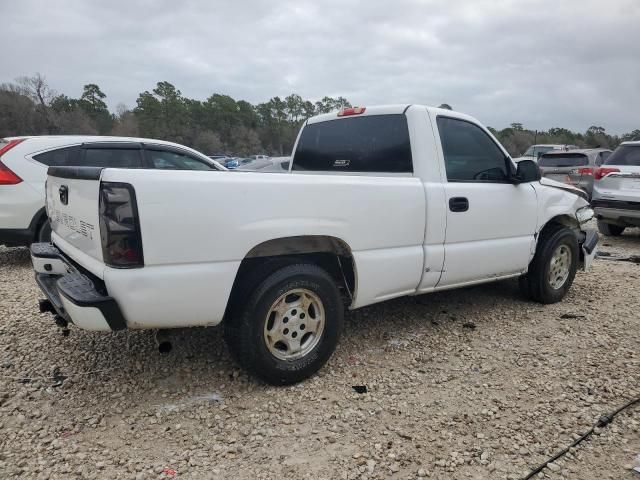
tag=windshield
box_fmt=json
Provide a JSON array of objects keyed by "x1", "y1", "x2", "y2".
[
  {"x1": 538, "y1": 153, "x2": 588, "y2": 167},
  {"x1": 604, "y1": 145, "x2": 640, "y2": 166},
  {"x1": 523, "y1": 146, "x2": 556, "y2": 158}
]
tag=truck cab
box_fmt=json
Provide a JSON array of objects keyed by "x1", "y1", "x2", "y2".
[{"x1": 31, "y1": 105, "x2": 598, "y2": 384}]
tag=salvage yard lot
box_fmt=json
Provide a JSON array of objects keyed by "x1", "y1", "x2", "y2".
[{"x1": 1, "y1": 227, "x2": 639, "y2": 479}]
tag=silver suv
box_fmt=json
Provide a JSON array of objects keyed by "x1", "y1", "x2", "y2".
[
  {"x1": 592, "y1": 141, "x2": 640, "y2": 236},
  {"x1": 538, "y1": 148, "x2": 611, "y2": 199}
]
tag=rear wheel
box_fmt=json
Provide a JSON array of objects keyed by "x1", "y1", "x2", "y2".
[
  {"x1": 224, "y1": 263, "x2": 343, "y2": 385},
  {"x1": 520, "y1": 224, "x2": 579, "y2": 304},
  {"x1": 597, "y1": 220, "x2": 625, "y2": 237}
]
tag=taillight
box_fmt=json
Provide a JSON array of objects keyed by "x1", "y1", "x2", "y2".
[
  {"x1": 99, "y1": 182, "x2": 144, "y2": 268},
  {"x1": 594, "y1": 167, "x2": 620, "y2": 181},
  {"x1": 337, "y1": 106, "x2": 366, "y2": 117},
  {"x1": 0, "y1": 139, "x2": 25, "y2": 185},
  {"x1": 577, "y1": 167, "x2": 594, "y2": 176}
]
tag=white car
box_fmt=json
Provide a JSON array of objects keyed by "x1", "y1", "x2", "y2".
[
  {"x1": 31, "y1": 105, "x2": 597, "y2": 384},
  {"x1": 237, "y1": 156, "x2": 290, "y2": 172},
  {"x1": 592, "y1": 141, "x2": 640, "y2": 236},
  {"x1": 0, "y1": 136, "x2": 222, "y2": 246},
  {"x1": 513, "y1": 144, "x2": 579, "y2": 162}
]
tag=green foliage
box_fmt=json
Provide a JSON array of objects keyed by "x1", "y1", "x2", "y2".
[
  {"x1": 1, "y1": 74, "x2": 638, "y2": 156},
  {"x1": 493, "y1": 123, "x2": 622, "y2": 156}
]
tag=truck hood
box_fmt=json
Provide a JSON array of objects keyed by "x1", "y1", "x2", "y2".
[{"x1": 539, "y1": 177, "x2": 588, "y2": 200}]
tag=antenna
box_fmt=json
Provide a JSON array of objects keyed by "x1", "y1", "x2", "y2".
[{"x1": 534, "y1": 130, "x2": 538, "y2": 159}]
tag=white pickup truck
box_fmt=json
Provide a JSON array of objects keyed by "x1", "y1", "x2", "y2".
[{"x1": 31, "y1": 105, "x2": 598, "y2": 384}]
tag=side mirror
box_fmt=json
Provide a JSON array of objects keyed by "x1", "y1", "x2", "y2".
[{"x1": 514, "y1": 159, "x2": 541, "y2": 183}]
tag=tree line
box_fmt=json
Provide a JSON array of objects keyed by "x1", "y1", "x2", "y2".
[{"x1": 1, "y1": 74, "x2": 638, "y2": 157}]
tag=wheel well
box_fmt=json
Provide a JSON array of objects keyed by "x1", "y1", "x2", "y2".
[
  {"x1": 224, "y1": 236, "x2": 356, "y2": 320},
  {"x1": 29, "y1": 207, "x2": 48, "y2": 241},
  {"x1": 539, "y1": 215, "x2": 578, "y2": 237},
  {"x1": 536, "y1": 215, "x2": 582, "y2": 263}
]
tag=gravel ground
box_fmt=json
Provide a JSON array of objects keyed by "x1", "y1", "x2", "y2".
[{"x1": 1, "y1": 226, "x2": 639, "y2": 479}]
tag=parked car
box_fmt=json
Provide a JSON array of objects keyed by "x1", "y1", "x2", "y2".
[
  {"x1": 31, "y1": 105, "x2": 597, "y2": 384},
  {"x1": 592, "y1": 141, "x2": 640, "y2": 236},
  {"x1": 237, "y1": 156, "x2": 290, "y2": 172},
  {"x1": 250, "y1": 154, "x2": 270, "y2": 161},
  {"x1": 514, "y1": 144, "x2": 579, "y2": 162},
  {"x1": 224, "y1": 158, "x2": 240, "y2": 169},
  {"x1": 538, "y1": 148, "x2": 612, "y2": 199},
  {"x1": 0, "y1": 136, "x2": 222, "y2": 246}
]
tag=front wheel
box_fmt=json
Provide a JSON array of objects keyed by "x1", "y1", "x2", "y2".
[
  {"x1": 224, "y1": 263, "x2": 343, "y2": 385},
  {"x1": 597, "y1": 220, "x2": 625, "y2": 237},
  {"x1": 520, "y1": 225, "x2": 579, "y2": 304}
]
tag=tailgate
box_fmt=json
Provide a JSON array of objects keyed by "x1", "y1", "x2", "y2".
[
  {"x1": 598, "y1": 169, "x2": 640, "y2": 202},
  {"x1": 46, "y1": 167, "x2": 104, "y2": 267}
]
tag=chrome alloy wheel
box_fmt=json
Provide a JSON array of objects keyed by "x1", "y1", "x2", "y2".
[
  {"x1": 548, "y1": 244, "x2": 572, "y2": 289},
  {"x1": 263, "y1": 288, "x2": 325, "y2": 361}
]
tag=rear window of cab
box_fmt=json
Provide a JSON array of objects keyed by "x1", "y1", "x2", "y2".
[{"x1": 292, "y1": 114, "x2": 413, "y2": 173}]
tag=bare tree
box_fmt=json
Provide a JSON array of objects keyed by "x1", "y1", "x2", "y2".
[
  {"x1": 14, "y1": 73, "x2": 58, "y2": 133},
  {"x1": 16, "y1": 73, "x2": 56, "y2": 108}
]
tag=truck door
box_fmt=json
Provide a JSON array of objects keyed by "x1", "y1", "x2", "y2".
[{"x1": 433, "y1": 116, "x2": 538, "y2": 288}]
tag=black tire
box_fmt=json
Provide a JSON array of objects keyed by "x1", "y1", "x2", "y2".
[
  {"x1": 37, "y1": 220, "x2": 52, "y2": 243},
  {"x1": 224, "y1": 263, "x2": 343, "y2": 385},
  {"x1": 597, "y1": 220, "x2": 625, "y2": 237},
  {"x1": 520, "y1": 224, "x2": 579, "y2": 304}
]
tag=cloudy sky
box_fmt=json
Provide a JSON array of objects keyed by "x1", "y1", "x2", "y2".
[{"x1": 2, "y1": 0, "x2": 639, "y2": 133}]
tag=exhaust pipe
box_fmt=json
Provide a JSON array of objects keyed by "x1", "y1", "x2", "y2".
[{"x1": 155, "y1": 330, "x2": 172, "y2": 354}]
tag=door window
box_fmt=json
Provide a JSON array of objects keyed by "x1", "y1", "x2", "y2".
[
  {"x1": 83, "y1": 148, "x2": 143, "y2": 168},
  {"x1": 437, "y1": 117, "x2": 510, "y2": 182},
  {"x1": 146, "y1": 149, "x2": 214, "y2": 170}
]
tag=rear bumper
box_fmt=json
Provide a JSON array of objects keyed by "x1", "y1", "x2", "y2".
[
  {"x1": 0, "y1": 227, "x2": 35, "y2": 247},
  {"x1": 592, "y1": 199, "x2": 640, "y2": 211},
  {"x1": 0, "y1": 206, "x2": 47, "y2": 247},
  {"x1": 31, "y1": 243, "x2": 127, "y2": 331},
  {"x1": 592, "y1": 199, "x2": 640, "y2": 223}
]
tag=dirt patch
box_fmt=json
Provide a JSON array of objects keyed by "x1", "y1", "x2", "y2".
[{"x1": 1, "y1": 227, "x2": 639, "y2": 479}]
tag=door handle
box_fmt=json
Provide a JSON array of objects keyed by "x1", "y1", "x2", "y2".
[{"x1": 449, "y1": 197, "x2": 469, "y2": 212}]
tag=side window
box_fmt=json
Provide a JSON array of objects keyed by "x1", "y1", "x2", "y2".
[
  {"x1": 436, "y1": 117, "x2": 510, "y2": 182},
  {"x1": 146, "y1": 149, "x2": 213, "y2": 170},
  {"x1": 82, "y1": 148, "x2": 143, "y2": 168},
  {"x1": 33, "y1": 146, "x2": 79, "y2": 166},
  {"x1": 292, "y1": 114, "x2": 413, "y2": 173}
]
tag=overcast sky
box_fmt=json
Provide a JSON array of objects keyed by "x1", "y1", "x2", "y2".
[{"x1": 1, "y1": 0, "x2": 639, "y2": 133}]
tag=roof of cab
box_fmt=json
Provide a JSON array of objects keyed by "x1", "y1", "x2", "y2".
[{"x1": 306, "y1": 104, "x2": 480, "y2": 125}]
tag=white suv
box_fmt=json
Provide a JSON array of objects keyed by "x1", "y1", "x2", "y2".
[
  {"x1": 592, "y1": 141, "x2": 640, "y2": 236},
  {"x1": 0, "y1": 136, "x2": 221, "y2": 246}
]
